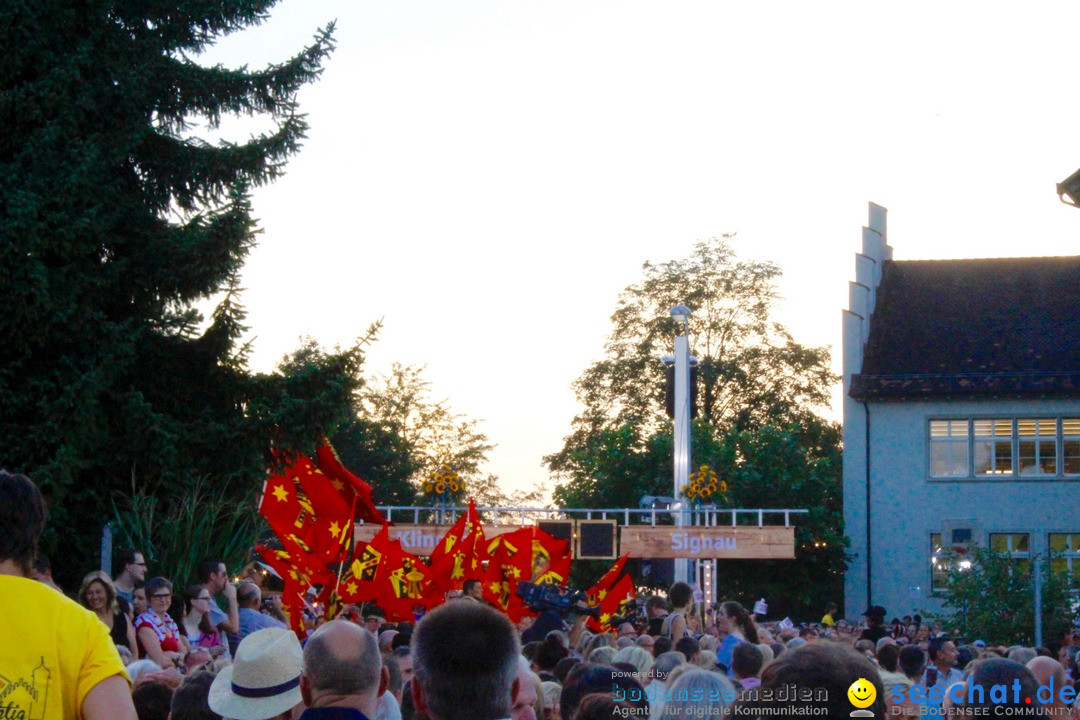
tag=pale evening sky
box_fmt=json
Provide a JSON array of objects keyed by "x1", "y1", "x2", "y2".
[{"x1": 196, "y1": 1, "x2": 1080, "y2": 498}]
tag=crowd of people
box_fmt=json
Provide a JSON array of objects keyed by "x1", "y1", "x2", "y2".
[{"x1": 5, "y1": 469, "x2": 1080, "y2": 720}]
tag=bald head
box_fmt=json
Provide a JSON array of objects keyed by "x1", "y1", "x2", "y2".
[
  {"x1": 303, "y1": 620, "x2": 384, "y2": 709},
  {"x1": 1027, "y1": 656, "x2": 1066, "y2": 707}
]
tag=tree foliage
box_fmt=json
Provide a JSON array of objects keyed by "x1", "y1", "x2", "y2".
[
  {"x1": 0, "y1": 1, "x2": 354, "y2": 586},
  {"x1": 932, "y1": 547, "x2": 1079, "y2": 646},
  {"x1": 332, "y1": 363, "x2": 504, "y2": 509},
  {"x1": 547, "y1": 236, "x2": 845, "y2": 618}
]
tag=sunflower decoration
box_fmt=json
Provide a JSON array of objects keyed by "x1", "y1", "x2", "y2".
[
  {"x1": 424, "y1": 464, "x2": 466, "y2": 504},
  {"x1": 684, "y1": 464, "x2": 727, "y2": 506}
]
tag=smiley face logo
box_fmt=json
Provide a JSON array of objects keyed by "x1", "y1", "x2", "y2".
[{"x1": 847, "y1": 678, "x2": 877, "y2": 709}]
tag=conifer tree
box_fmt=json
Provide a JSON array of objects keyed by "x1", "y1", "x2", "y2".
[{"x1": 0, "y1": 2, "x2": 356, "y2": 583}]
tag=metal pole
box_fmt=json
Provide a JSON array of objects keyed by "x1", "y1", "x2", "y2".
[
  {"x1": 1034, "y1": 559, "x2": 1043, "y2": 647},
  {"x1": 672, "y1": 305, "x2": 692, "y2": 584}
]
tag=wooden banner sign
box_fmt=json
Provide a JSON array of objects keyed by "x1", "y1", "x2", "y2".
[
  {"x1": 352, "y1": 524, "x2": 520, "y2": 554},
  {"x1": 618, "y1": 526, "x2": 795, "y2": 559}
]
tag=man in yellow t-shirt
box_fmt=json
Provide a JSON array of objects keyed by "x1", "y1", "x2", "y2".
[
  {"x1": 821, "y1": 602, "x2": 838, "y2": 628},
  {"x1": 0, "y1": 471, "x2": 136, "y2": 720}
]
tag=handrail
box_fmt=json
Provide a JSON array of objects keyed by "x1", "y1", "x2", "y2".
[{"x1": 361, "y1": 506, "x2": 808, "y2": 528}]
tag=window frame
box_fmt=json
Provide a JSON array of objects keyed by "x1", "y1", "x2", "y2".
[{"x1": 928, "y1": 416, "x2": 1080, "y2": 481}]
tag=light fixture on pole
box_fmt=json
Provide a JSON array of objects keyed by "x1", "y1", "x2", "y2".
[
  {"x1": 669, "y1": 304, "x2": 692, "y2": 584},
  {"x1": 1057, "y1": 168, "x2": 1080, "y2": 207}
]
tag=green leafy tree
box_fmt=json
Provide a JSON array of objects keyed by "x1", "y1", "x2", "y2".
[
  {"x1": 547, "y1": 237, "x2": 844, "y2": 617},
  {"x1": 0, "y1": 2, "x2": 355, "y2": 587},
  {"x1": 932, "y1": 547, "x2": 1078, "y2": 645},
  {"x1": 331, "y1": 363, "x2": 498, "y2": 511}
]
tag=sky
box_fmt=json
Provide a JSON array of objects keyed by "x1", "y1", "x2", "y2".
[{"x1": 196, "y1": 1, "x2": 1080, "y2": 499}]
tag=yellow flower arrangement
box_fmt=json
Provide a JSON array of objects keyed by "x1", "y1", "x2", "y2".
[
  {"x1": 424, "y1": 464, "x2": 465, "y2": 503},
  {"x1": 684, "y1": 464, "x2": 726, "y2": 506}
]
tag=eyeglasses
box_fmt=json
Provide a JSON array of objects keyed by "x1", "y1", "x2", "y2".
[
  {"x1": 151, "y1": 593, "x2": 172, "y2": 600},
  {"x1": 197, "y1": 596, "x2": 212, "y2": 601}
]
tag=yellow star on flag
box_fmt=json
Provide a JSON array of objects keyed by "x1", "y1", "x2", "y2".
[
  {"x1": 597, "y1": 589, "x2": 608, "y2": 601},
  {"x1": 330, "y1": 478, "x2": 345, "y2": 491},
  {"x1": 329, "y1": 521, "x2": 342, "y2": 537},
  {"x1": 346, "y1": 581, "x2": 358, "y2": 594},
  {"x1": 272, "y1": 484, "x2": 289, "y2": 502},
  {"x1": 600, "y1": 613, "x2": 611, "y2": 625}
]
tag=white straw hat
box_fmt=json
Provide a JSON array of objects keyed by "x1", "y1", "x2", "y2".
[{"x1": 209, "y1": 627, "x2": 303, "y2": 720}]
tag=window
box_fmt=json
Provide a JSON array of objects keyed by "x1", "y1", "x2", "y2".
[
  {"x1": 930, "y1": 420, "x2": 969, "y2": 477},
  {"x1": 974, "y1": 420, "x2": 1014, "y2": 476},
  {"x1": 1018, "y1": 419, "x2": 1057, "y2": 475},
  {"x1": 928, "y1": 416, "x2": 1080, "y2": 480},
  {"x1": 1064, "y1": 419, "x2": 1080, "y2": 476},
  {"x1": 930, "y1": 532, "x2": 969, "y2": 594},
  {"x1": 990, "y1": 533, "x2": 1030, "y2": 573},
  {"x1": 1049, "y1": 533, "x2": 1080, "y2": 582}
]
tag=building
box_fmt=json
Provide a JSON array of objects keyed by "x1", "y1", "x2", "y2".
[{"x1": 842, "y1": 203, "x2": 1080, "y2": 619}]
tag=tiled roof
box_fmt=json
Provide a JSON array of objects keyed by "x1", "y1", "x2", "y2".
[{"x1": 849, "y1": 256, "x2": 1080, "y2": 400}]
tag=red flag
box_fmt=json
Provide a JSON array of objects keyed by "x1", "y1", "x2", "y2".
[
  {"x1": 585, "y1": 554, "x2": 629, "y2": 606},
  {"x1": 338, "y1": 523, "x2": 393, "y2": 604},
  {"x1": 529, "y1": 527, "x2": 571, "y2": 584},
  {"x1": 382, "y1": 545, "x2": 440, "y2": 621},
  {"x1": 257, "y1": 545, "x2": 332, "y2": 638},
  {"x1": 428, "y1": 508, "x2": 471, "y2": 593},
  {"x1": 589, "y1": 573, "x2": 636, "y2": 633},
  {"x1": 459, "y1": 499, "x2": 489, "y2": 581},
  {"x1": 259, "y1": 457, "x2": 353, "y2": 565},
  {"x1": 316, "y1": 439, "x2": 385, "y2": 525},
  {"x1": 482, "y1": 528, "x2": 533, "y2": 621}
]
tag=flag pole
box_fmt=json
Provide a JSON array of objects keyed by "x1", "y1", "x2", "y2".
[{"x1": 331, "y1": 493, "x2": 360, "y2": 616}]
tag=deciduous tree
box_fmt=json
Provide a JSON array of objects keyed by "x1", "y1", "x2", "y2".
[{"x1": 547, "y1": 237, "x2": 845, "y2": 617}]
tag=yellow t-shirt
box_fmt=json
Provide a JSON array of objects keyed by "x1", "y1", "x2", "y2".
[
  {"x1": 821, "y1": 612, "x2": 836, "y2": 627},
  {"x1": 0, "y1": 575, "x2": 129, "y2": 719}
]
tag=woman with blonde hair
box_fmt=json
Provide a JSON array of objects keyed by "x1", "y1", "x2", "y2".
[
  {"x1": 612, "y1": 645, "x2": 654, "y2": 680},
  {"x1": 78, "y1": 570, "x2": 137, "y2": 656}
]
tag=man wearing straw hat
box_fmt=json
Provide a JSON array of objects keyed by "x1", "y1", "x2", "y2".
[{"x1": 209, "y1": 627, "x2": 305, "y2": 720}]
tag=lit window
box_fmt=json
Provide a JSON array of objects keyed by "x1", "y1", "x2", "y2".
[
  {"x1": 990, "y1": 533, "x2": 1030, "y2": 573},
  {"x1": 930, "y1": 533, "x2": 968, "y2": 593},
  {"x1": 1064, "y1": 419, "x2": 1080, "y2": 476},
  {"x1": 1049, "y1": 533, "x2": 1080, "y2": 582},
  {"x1": 1018, "y1": 419, "x2": 1057, "y2": 475},
  {"x1": 930, "y1": 420, "x2": 969, "y2": 477},
  {"x1": 974, "y1": 420, "x2": 1014, "y2": 476}
]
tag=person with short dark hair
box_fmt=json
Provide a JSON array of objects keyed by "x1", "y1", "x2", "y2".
[
  {"x1": 967, "y1": 658, "x2": 1045, "y2": 716},
  {"x1": 821, "y1": 602, "x2": 838, "y2": 628},
  {"x1": 0, "y1": 470, "x2": 136, "y2": 720},
  {"x1": 132, "y1": 681, "x2": 174, "y2": 720},
  {"x1": 732, "y1": 642, "x2": 764, "y2": 689},
  {"x1": 661, "y1": 582, "x2": 694, "y2": 640},
  {"x1": 646, "y1": 595, "x2": 670, "y2": 637},
  {"x1": 411, "y1": 600, "x2": 520, "y2": 720},
  {"x1": 302, "y1": 620, "x2": 388, "y2": 718},
  {"x1": 114, "y1": 547, "x2": 148, "y2": 603},
  {"x1": 652, "y1": 636, "x2": 673, "y2": 658},
  {"x1": 898, "y1": 645, "x2": 926, "y2": 681},
  {"x1": 741, "y1": 643, "x2": 886, "y2": 720},
  {"x1": 462, "y1": 578, "x2": 483, "y2": 601},
  {"x1": 675, "y1": 637, "x2": 701, "y2": 665},
  {"x1": 198, "y1": 558, "x2": 239, "y2": 636},
  {"x1": 171, "y1": 672, "x2": 220, "y2": 720},
  {"x1": 559, "y1": 663, "x2": 648, "y2": 720},
  {"x1": 923, "y1": 637, "x2": 961, "y2": 702}
]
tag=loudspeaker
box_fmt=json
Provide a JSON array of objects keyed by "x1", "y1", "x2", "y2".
[{"x1": 576, "y1": 520, "x2": 617, "y2": 560}]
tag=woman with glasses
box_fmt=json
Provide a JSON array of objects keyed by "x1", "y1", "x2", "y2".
[
  {"x1": 135, "y1": 576, "x2": 189, "y2": 669},
  {"x1": 77, "y1": 570, "x2": 138, "y2": 657},
  {"x1": 182, "y1": 585, "x2": 230, "y2": 660}
]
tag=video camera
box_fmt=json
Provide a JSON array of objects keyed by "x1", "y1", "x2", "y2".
[{"x1": 516, "y1": 582, "x2": 602, "y2": 620}]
